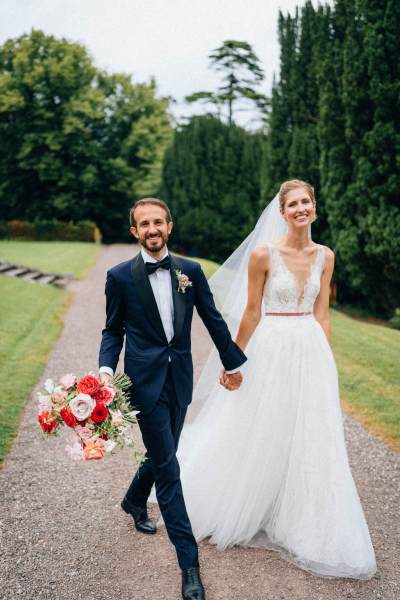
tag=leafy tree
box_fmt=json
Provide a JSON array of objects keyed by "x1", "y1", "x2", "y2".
[
  {"x1": 0, "y1": 30, "x2": 172, "y2": 241},
  {"x1": 186, "y1": 40, "x2": 269, "y2": 126}
]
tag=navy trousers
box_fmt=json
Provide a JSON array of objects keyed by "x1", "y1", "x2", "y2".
[{"x1": 125, "y1": 367, "x2": 198, "y2": 570}]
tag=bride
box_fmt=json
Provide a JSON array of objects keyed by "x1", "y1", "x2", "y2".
[{"x1": 177, "y1": 179, "x2": 377, "y2": 579}]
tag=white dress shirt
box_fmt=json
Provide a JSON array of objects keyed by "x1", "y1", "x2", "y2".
[
  {"x1": 100, "y1": 247, "x2": 174, "y2": 377},
  {"x1": 141, "y1": 247, "x2": 174, "y2": 343}
]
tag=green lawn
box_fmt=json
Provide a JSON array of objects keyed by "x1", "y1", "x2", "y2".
[
  {"x1": 331, "y1": 309, "x2": 399, "y2": 451},
  {"x1": 0, "y1": 241, "x2": 99, "y2": 466},
  {"x1": 0, "y1": 240, "x2": 99, "y2": 279},
  {"x1": 0, "y1": 278, "x2": 69, "y2": 465},
  {"x1": 174, "y1": 254, "x2": 220, "y2": 279}
]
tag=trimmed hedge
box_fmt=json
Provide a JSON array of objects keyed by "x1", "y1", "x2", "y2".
[
  {"x1": 389, "y1": 309, "x2": 400, "y2": 330},
  {"x1": 0, "y1": 220, "x2": 100, "y2": 242}
]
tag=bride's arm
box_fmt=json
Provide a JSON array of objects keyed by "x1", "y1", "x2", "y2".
[
  {"x1": 235, "y1": 246, "x2": 268, "y2": 352},
  {"x1": 313, "y1": 247, "x2": 335, "y2": 344}
]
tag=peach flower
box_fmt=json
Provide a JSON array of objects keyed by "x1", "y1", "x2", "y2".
[
  {"x1": 52, "y1": 387, "x2": 67, "y2": 404},
  {"x1": 83, "y1": 439, "x2": 105, "y2": 460}
]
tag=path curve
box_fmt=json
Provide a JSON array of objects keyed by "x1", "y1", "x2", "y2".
[{"x1": 0, "y1": 245, "x2": 399, "y2": 600}]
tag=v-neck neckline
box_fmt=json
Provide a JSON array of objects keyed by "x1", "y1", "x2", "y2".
[{"x1": 271, "y1": 244, "x2": 321, "y2": 306}]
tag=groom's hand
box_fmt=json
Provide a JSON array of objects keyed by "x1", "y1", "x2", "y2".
[
  {"x1": 219, "y1": 369, "x2": 243, "y2": 391},
  {"x1": 100, "y1": 372, "x2": 112, "y2": 385}
]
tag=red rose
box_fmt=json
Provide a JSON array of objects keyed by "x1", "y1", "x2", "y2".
[
  {"x1": 60, "y1": 406, "x2": 78, "y2": 428},
  {"x1": 93, "y1": 386, "x2": 113, "y2": 405},
  {"x1": 91, "y1": 402, "x2": 109, "y2": 423},
  {"x1": 38, "y1": 411, "x2": 58, "y2": 434},
  {"x1": 77, "y1": 375, "x2": 100, "y2": 396}
]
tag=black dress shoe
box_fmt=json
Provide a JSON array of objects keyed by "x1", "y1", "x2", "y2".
[
  {"x1": 121, "y1": 498, "x2": 157, "y2": 534},
  {"x1": 181, "y1": 567, "x2": 205, "y2": 600}
]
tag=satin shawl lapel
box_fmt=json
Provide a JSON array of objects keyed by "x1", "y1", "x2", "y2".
[
  {"x1": 130, "y1": 254, "x2": 167, "y2": 344},
  {"x1": 170, "y1": 255, "x2": 186, "y2": 342}
]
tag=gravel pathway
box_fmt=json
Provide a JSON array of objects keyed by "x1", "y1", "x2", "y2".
[{"x1": 0, "y1": 244, "x2": 399, "y2": 600}]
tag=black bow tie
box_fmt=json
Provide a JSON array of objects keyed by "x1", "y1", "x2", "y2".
[{"x1": 145, "y1": 255, "x2": 171, "y2": 275}]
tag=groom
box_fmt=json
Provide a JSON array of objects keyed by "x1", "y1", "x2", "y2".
[{"x1": 98, "y1": 198, "x2": 246, "y2": 599}]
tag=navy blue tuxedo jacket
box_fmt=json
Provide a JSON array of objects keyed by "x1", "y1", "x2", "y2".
[{"x1": 99, "y1": 252, "x2": 247, "y2": 415}]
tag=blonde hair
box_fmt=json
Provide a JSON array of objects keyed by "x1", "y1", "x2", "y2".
[{"x1": 278, "y1": 179, "x2": 316, "y2": 210}]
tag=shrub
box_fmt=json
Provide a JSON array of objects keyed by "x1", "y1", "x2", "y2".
[
  {"x1": 389, "y1": 309, "x2": 400, "y2": 330},
  {"x1": 0, "y1": 220, "x2": 100, "y2": 242}
]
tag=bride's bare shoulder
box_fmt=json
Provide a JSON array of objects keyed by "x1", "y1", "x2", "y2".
[
  {"x1": 318, "y1": 244, "x2": 335, "y2": 264},
  {"x1": 251, "y1": 244, "x2": 269, "y2": 258},
  {"x1": 249, "y1": 245, "x2": 269, "y2": 271},
  {"x1": 316, "y1": 244, "x2": 335, "y2": 273}
]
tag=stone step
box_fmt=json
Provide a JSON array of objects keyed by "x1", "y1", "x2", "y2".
[
  {"x1": 3, "y1": 267, "x2": 31, "y2": 277},
  {"x1": 0, "y1": 262, "x2": 15, "y2": 273},
  {"x1": 52, "y1": 277, "x2": 70, "y2": 288},
  {"x1": 37, "y1": 274, "x2": 58, "y2": 285},
  {"x1": 0, "y1": 259, "x2": 72, "y2": 288},
  {"x1": 20, "y1": 271, "x2": 43, "y2": 282}
]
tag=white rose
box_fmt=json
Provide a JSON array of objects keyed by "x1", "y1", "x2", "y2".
[
  {"x1": 44, "y1": 378, "x2": 55, "y2": 394},
  {"x1": 69, "y1": 393, "x2": 96, "y2": 421}
]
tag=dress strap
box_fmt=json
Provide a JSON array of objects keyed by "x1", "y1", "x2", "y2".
[{"x1": 315, "y1": 245, "x2": 326, "y2": 275}]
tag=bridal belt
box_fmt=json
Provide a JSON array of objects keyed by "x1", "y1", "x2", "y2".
[{"x1": 265, "y1": 312, "x2": 312, "y2": 317}]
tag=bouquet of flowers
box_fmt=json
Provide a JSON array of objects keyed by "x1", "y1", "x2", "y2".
[{"x1": 37, "y1": 372, "x2": 142, "y2": 461}]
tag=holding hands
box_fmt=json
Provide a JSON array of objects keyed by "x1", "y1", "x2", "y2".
[{"x1": 220, "y1": 369, "x2": 243, "y2": 391}]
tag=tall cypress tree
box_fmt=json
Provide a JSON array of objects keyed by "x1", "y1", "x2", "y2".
[
  {"x1": 161, "y1": 116, "x2": 264, "y2": 261},
  {"x1": 351, "y1": 0, "x2": 400, "y2": 312},
  {"x1": 262, "y1": 0, "x2": 400, "y2": 314},
  {"x1": 262, "y1": 11, "x2": 298, "y2": 202},
  {"x1": 318, "y1": 2, "x2": 353, "y2": 293},
  {"x1": 288, "y1": 1, "x2": 327, "y2": 242}
]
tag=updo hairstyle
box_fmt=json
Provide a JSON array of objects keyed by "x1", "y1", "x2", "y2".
[{"x1": 278, "y1": 179, "x2": 316, "y2": 211}]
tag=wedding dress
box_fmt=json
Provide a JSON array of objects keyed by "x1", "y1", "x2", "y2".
[{"x1": 177, "y1": 241, "x2": 377, "y2": 579}]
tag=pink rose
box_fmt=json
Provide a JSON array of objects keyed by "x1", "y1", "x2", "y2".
[
  {"x1": 69, "y1": 393, "x2": 96, "y2": 421},
  {"x1": 60, "y1": 373, "x2": 77, "y2": 389},
  {"x1": 74, "y1": 425, "x2": 93, "y2": 440}
]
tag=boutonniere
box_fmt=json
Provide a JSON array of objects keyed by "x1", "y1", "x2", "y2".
[{"x1": 175, "y1": 269, "x2": 192, "y2": 294}]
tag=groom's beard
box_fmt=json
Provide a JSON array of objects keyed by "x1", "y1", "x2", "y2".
[{"x1": 141, "y1": 232, "x2": 169, "y2": 254}]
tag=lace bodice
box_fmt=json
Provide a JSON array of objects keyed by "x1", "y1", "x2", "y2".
[{"x1": 263, "y1": 244, "x2": 326, "y2": 313}]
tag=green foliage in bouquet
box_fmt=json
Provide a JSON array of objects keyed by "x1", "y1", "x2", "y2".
[{"x1": 37, "y1": 372, "x2": 143, "y2": 462}]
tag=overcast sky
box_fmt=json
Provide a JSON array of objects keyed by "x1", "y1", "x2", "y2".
[{"x1": 0, "y1": 0, "x2": 307, "y2": 127}]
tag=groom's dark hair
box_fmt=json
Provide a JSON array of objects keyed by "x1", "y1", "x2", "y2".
[{"x1": 129, "y1": 197, "x2": 172, "y2": 227}]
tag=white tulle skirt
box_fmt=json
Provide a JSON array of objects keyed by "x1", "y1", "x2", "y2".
[{"x1": 178, "y1": 315, "x2": 377, "y2": 579}]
